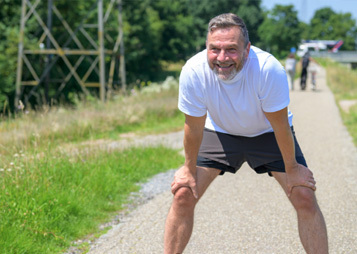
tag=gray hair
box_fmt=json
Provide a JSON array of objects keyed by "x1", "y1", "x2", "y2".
[{"x1": 208, "y1": 13, "x2": 250, "y2": 47}]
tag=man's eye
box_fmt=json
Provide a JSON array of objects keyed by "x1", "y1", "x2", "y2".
[{"x1": 227, "y1": 48, "x2": 237, "y2": 53}]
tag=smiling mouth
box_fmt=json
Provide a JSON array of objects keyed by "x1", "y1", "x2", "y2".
[{"x1": 216, "y1": 63, "x2": 234, "y2": 69}]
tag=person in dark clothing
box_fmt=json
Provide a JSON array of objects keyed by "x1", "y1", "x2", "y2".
[{"x1": 300, "y1": 52, "x2": 310, "y2": 90}]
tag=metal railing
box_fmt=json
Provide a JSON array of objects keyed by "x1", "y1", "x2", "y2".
[{"x1": 310, "y1": 51, "x2": 357, "y2": 63}]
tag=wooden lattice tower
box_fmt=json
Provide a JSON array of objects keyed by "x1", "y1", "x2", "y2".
[{"x1": 15, "y1": 0, "x2": 126, "y2": 107}]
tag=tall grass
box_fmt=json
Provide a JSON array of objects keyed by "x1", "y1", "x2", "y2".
[
  {"x1": 0, "y1": 76, "x2": 185, "y2": 253},
  {"x1": 0, "y1": 77, "x2": 184, "y2": 165},
  {"x1": 319, "y1": 59, "x2": 357, "y2": 146},
  {"x1": 0, "y1": 146, "x2": 184, "y2": 253}
]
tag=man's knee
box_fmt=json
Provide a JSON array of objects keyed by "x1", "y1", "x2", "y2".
[
  {"x1": 173, "y1": 187, "x2": 197, "y2": 209},
  {"x1": 290, "y1": 187, "x2": 318, "y2": 213}
]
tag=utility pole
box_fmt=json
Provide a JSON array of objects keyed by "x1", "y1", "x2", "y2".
[
  {"x1": 107, "y1": 0, "x2": 126, "y2": 98},
  {"x1": 118, "y1": 0, "x2": 126, "y2": 91},
  {"x1": 98, "y1": 0, "x2": 106, "y2": 102},
  {"x1": 15, "y1": 0, "x2": 126, "y2": 108},
  {"x1": 45, "y1": 0, "x2": 53, "y2": 105},
  {"x1": 15, "y1": 0, "x2": 27, "y2": 109}
]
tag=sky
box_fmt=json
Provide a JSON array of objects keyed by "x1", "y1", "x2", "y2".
[{"x1": 261, "y1": 0, "x2": 357, "y2": 24}]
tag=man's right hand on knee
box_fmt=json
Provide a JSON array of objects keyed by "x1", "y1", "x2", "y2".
[{"x1": 171, "y1": 166, "x2": 199, "y2": 199}]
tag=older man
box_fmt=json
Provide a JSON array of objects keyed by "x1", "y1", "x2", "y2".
[{"x1": 164, "y1": 13, "x2": 328, "y2": 254}]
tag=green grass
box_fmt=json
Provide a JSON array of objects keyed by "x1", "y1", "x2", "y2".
[
  {"x1": 319, "y1": 59, "x2": 357, "y2": 146},
  {"x1": 0, "y1": 146, "x2": 184, "y2": 253},
  {"x1": 108, "y1": 109, "x2": 184, "y2": 136},
  {"x1": 0, "y1": 77, "x2": 183, "y2": 163},
  {"x1": 0, "y1": 77, "x2": 185, "y2": 253}
]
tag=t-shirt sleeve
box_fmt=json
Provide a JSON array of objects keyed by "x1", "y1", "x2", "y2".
[
  {"x1": 259, "y1": 56, "x2": 290, "y2": 113},
  {"x1": 178, "y1": 66, "x2": 207, "y2": 117}
]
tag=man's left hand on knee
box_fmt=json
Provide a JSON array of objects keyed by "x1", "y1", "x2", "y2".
[{"x1": 286, "y1": 164, "x2": 316, "y2": 197}]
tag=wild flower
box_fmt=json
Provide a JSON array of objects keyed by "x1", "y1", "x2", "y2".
[
  {"x1": 18, "y1": 100, "x2": 25, "y2": 110},
  {"x1": 131, "y1": 89, "x2": 137, "y2": 96}
]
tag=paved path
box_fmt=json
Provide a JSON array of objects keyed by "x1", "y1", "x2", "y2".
[{"x1": 88, "y1": 69, "x2": 357, "y2": 253}]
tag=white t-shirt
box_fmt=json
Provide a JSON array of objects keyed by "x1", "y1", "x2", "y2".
[
  {"x1": 285, "y1": 58, "x2": 297, "y2": 71},
  {"x1": 178, "y1": 46, "x2": 293, "y2": 137}
]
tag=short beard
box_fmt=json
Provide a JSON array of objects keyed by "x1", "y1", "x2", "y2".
[
  {"x1": 213, "y1": 67, "x2": 238, "y2": 81},
  {"x1": 212, "y1": 52, "x2": 247, "y2": 81}
]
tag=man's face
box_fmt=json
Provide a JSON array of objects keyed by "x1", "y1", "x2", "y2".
[{"x1": 206, "y1": 27, "x2": 250, "y2": 81}]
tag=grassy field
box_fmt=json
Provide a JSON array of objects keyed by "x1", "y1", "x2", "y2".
[
  {"x1": 0, "y1": 77, "x2": 184, "y2": 159},
  {"x1": 319, "y1": 59, "x2": 357, "y2": 146},
  {"x1": 0, "y1": 77, "x2": 185, "y2": 253},
  {"x1": 0, "y1": 147, "x2": 183, "y2": 253}
]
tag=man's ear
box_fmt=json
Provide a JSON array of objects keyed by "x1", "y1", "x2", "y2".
[{"x1": 245, "y1": 42, "x2": 251, "y2": 59}]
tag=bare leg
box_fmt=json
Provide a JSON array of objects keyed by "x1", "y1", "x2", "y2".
[
  {"x1": 312, "y1": 72, "x2": 316, "y2": 91},
  {"x1": 164, "y1": 166, "x2": 220, "y2": 254},
  {"x1": 272, "y1": 172, "x2": 328, "y2": 254}
]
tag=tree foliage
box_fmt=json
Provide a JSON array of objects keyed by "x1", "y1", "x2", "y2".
[
  {"x1": 0, "y1": 0, "x2": 22, "y2": 113},
  {"x1": 0, "y1": 0, "x2": 356, "y2": 113},
  {"x1": 308, "y1": 8, "x2": 357, "y2": 50},
  {"x1": 258, "y1": 5, "x2": 301, "y2": 58}
]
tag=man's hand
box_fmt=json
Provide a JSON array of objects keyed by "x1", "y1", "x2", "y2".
[
  {"x1": 286, "y1": 163, "x2": 316, "y2": 197},
  {"x1": 171, "y1": 166, "x2": 199, "y2": 199}
]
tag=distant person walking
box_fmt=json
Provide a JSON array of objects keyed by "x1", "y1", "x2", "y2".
[
  {"x1": 308, "y1": 61, "x2": 319, "y2": 91},
  {"x1": 300, "y1": 52, "x2": 320, "y2": 91},
  {"x1": 300, "y1": 52, "x2": 310, "y2": 90},
  {"x1": 285, "y1": 52, "x2": 297, "y2": 90}
]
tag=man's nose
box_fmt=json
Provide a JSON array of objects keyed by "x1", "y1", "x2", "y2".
[{"x1": 217, "y1": 50, "x2": 227, "y2": 61}]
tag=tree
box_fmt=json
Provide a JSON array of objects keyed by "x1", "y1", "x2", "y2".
[
  {"x1": 0, "y1": 0, "x2": 23, "y2": 113},
  {"x1": 122, "y1": 0, "x2": 263, "y2": 82},
  {"x1": 257, "y1": 4, "x2": 301, "y2": 58},
  {"x1": 4, "y1": 1, "x2": 356, "y2": 112},
  {"x1": 0, "y1": 0, "x2": 113, "y2": 112},
  {"x1": 121, "y1": 0, "x2": 165, "y2": 82},
  {"x1": 150, "y1": 0, "x2": 194, "y2": 62},
  {"x1": 309, "y1": 8, "x2": 357, "y2": 50}
]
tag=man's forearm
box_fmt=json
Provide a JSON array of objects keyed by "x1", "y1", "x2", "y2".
[
  {"x1": 183, "y1": 124, "x2": 204, "y2": 172},
  {"x1": 182, "y1": 114, "x2": 206, "y2": 173},
  {"x1": 273, "y1": 124, "x2": 298, "y2": 172},
  {"x1": 264, "y1": 108, "x2": 298, "y2": 173}
]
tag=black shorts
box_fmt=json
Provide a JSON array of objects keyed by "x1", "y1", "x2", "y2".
[{"x1": 197, "y1": 127, "x2": 307, "y2": 176}]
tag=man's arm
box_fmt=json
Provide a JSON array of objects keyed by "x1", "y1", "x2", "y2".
[
  {"x1": 264, "y1": 107, "x2": 316, "y2": 196},
  {"x1": 171, "y1": 114, "x2": 206, "y2": 199}
]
